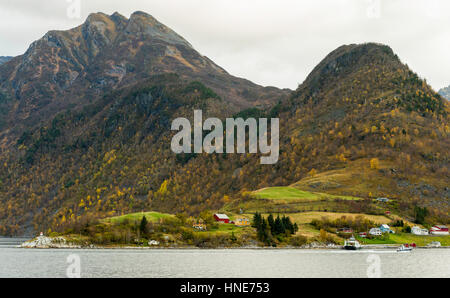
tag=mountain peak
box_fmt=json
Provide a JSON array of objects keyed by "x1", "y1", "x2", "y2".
[
  {"x1": 309, "y1": 42, "x2": 400, "y2": 78},
  {"x1": 85, "y1": 11, "x2": 110, "y2": 22},
  {"x1": 124, "y1": 11, "x2": 192, "y2": 48},
  {"x1": 297, "y1": 43, "x2": 403, "y2": 95},
  {"x1": 292, "y1": 42, "x2": 447, "y2": 118},
  {"x1": 79, "y1": 11, "x2": 192, "y2": 48},
  {"x1": 0, "y1": 11, "x2": 288, "y2": 135},
  {"x1": 130, "y1": 10, "x2": 153, "y2": 18},
  {"x1": 327, "y1": 43, "x2": 397, "y2": 59},
  {"x1": 110, "y1": 11, "x2": 127, "y2": 22}
]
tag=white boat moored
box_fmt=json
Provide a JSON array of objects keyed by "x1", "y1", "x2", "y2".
[{"x1": 397, "y1": 244, "x2": 413, "y2": 252}]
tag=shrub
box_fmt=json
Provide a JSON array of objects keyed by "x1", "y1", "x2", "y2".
[{"x1": 290, "y1": 235, "x2": 308, "y2": 247}]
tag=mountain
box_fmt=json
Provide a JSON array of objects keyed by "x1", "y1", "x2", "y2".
[
  {"x1": 0, "y1": 57, "x2": 12, "y2": 65},
  {"x1": 280, "y1": 44, "x2": 449, "y2": 207},
  {"x1": 0, "y1": 11, "x2": 288, "y2": 142},
  {"x1": 439, "y1": 86, "x2": 450, "y2": 101},
  {"x1": 0, "y1": 13, "x2": 448, "y2": 236}
]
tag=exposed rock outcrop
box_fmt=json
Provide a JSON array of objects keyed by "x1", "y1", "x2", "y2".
[{"x1": 20, "y1": 236, "x2": 82, "y2": 248}]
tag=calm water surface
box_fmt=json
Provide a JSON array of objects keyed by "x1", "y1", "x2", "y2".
[{"x1": 1, "y1": 238, "x2": 449, "y2": 278}]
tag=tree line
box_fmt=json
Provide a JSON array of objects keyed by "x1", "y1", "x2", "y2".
[{"x1": 252, "y1": 212, "x2": 298, "y2": 246}]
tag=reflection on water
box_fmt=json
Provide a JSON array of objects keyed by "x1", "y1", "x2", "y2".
[{"x1": 0, "y1": 238, "x2": 449, "y2": 278}]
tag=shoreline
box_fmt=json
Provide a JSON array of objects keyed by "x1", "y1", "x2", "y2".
[
  {"x1": 17, "y1": 244, "x2": 450, "y2": 251},
  {"x1": 15, "y1": 236, "x2": 449, "y2": 250},
  {"x1": 16, "y1": 246, "x2": 450, "y2": 250}
]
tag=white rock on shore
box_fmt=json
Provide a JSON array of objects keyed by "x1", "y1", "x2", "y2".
[
  {"x1": 20, "y1": 236, "x2": 81, "y2": 248},
  {"x1": 301, "y1": 242, "x2": 340, "y2": 249}
]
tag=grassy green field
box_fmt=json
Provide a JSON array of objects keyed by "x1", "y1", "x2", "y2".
[
  {"x1": 285, "y1": 211, "x2": 391, "y2": 224},
  {"x1": 357, "y1": 237, "x2": 397, "y2": 244},
  {"x1": 102, "y1": 211, "x2": 174, "y2": 224},
  {"x1": 389, "y1": 234, "x2": 450, "y2": 246},
  {"x1": 252, "y1": 187, "x2": 359, "y2": 202},
  {"x1": 291, "y1": 159, "x2": 397, "y2": 197},
  {"x1": 204, "y1": 223, "x2": 248, "y2": 234},
  {"x1": 358, "y1": 234, "x2": 450, "y2": 246}
]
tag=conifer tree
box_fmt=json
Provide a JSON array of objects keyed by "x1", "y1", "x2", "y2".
[
  {"x1": 267, "y1": 214, "x2": 275, "y2": 233},
  {"x1": 140, "y1": 215, "x2": 148, "y2": 235}
]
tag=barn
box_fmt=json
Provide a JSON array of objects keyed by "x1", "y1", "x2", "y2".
[
  {"x1": 214, "y1": 214, "x2": 230, "y2": 224},
  {"x1": 430, "y1": 225, "x2": 449, "y2": 235}
]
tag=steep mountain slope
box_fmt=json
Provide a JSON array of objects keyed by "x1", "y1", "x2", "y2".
[
  {"x1": 0, "y1": 74, "x2": 231, "y2": 234},
  {"x1": 0, "y1": 57, "x2": 12, "y2": 65},
  {"x1": 277, "y1": 43, "x2": 449, "y2": 212},
  {"x1": 439, "y1": 86, "x2": 450, "y2": 101},
  {"x1": 0, "y1": 34, "x2": 448, "y2": 234},
  {"x1": 0, "y1": 11, "x2": 288, "y2": 144}
]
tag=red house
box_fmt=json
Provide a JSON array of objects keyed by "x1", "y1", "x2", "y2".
[
  {"x1": 430, "y1": 225, "x2": 449, "y2": 235},
  {"x1": 214, "y1": 214, "x2": 230, "y2": 224},
  {"x1": 337, "y1": 228, "x2": 353, "y2": 234}
]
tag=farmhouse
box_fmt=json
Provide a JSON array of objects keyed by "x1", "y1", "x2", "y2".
[
  {"x1": 193, "y1": 223, "x2": 207, "y2": 231},
  {"x1": 214, "y1": 214, "x2": 230, "y2": 224},
  {"x1": 411, "y1": 226, "x2": 429, "y2": 236},
  {"x1": 369, "y1": 228, "x2": 382, "y2": 236},
  {"x1": 234, "y1": 218, "x2": 250, "y2": 227},
  {"x1": 337, "y1": 228, "x2": 353, "y2": 234},
  {"x1": 429, "y1": 225, "x2": 449, "y2": 235},
  {"x1": 376, "y1": 197, "x2": 390, "y2": 203},
  {"x1": 380, "y1": 224, "x2": 394, "y2": 234}
]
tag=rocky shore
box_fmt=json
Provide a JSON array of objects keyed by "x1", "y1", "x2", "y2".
[
  {"x1": 19, "y1": 236, "x2": 88, "y2": 249},
  {"x1": 19, "y1": 236, "x2": 449, "y2": 250}
]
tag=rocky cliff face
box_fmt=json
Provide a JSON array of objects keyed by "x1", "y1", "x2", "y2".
[
  {"x1": 0, "y1": 57, "x2": 12, "y2": 65},
  {"x1": 0, "y1": 11, "x2": 288, "y2": 140}
]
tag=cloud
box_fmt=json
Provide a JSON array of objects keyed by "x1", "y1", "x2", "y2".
[{"x1": 0, "y1": 0, "x2": 449, "y2": 90}]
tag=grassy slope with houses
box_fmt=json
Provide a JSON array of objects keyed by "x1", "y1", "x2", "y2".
[
  {"x1": 226, "y1": 183, "x2": 450, "y2": 246},
  {"x1": 45, "y1": 184, "x2": 449, "y2": 248}
]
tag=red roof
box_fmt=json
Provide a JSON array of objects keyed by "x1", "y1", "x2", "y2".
[
  {"x1": 432, "y1": 225, "x2": 448, "y2": 231},
  {"x1": 214, "y1": 214, "x2": 230, "y2": 223}
]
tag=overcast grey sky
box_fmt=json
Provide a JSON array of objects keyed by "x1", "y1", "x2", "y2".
[{"x1": 0, "y1": 0, "x2": 449, "y2": 91}]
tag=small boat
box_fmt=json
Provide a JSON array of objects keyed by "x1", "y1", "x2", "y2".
[
  {"x1": 427, "y1": 241, "x2": 441, "y2": 248},
  {"x1": 397, "y1": 244, "x2": 413, "y2": 252},
  {"x1": 344, "y1": 236, "x2": 362, "y2": 250}
]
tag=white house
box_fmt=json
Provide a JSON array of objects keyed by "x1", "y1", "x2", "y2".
[
  {"x1": 380, "y1": 224, "x2": 395, "y2": 234},
  {"x1": 148, "y1": 240, "x2": 160, "y2": 246},
  {"x1": 369, "y1": 228, "x2": 382, "y2": 236},
  {"x1": 411, "y1": 226, "x2": 429, "y2": 236},
  {"x1": 376, "y1": 197, "x2": 390, "y2": 203}
]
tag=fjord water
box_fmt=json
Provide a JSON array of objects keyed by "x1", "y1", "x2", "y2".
[{"x1": 1, "y1": 238, "x2": 449, "y2": 278}]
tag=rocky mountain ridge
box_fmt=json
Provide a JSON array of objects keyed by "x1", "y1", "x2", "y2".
[{"x1": 0, "y1": 11, "x2": 288, "y2": 143}]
